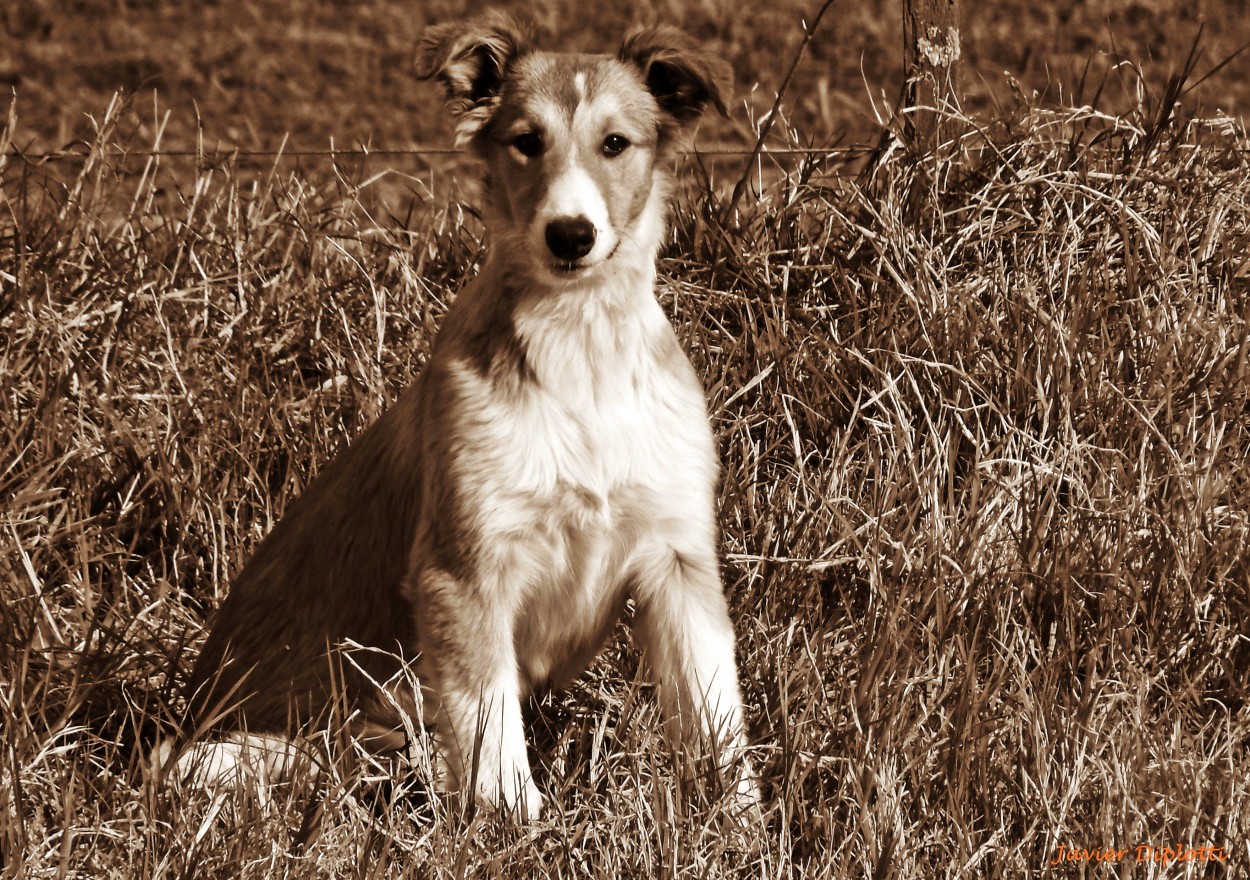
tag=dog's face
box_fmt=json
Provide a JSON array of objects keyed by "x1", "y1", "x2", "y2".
[
  {"x1": 416, "y1": 14, "x2": 732, "y2": 284},
  {"x1": 476, "y1": 54, "x2": 662, "y2": 279}
]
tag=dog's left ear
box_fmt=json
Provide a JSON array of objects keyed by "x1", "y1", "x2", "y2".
[{"x1": 619, "y1": 27, "x2": 733, "y2": 127}]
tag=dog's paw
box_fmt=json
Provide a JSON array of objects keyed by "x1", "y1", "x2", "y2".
[
  {"x1": 150, "y1": 734, "x2": 320, "y2": 807},
  {"x1": 477, "y1": 772, "x2": 544, "y2": 822}
]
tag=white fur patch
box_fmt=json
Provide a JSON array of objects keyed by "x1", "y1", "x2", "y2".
[
  {"x1": 152, "y1": 734, "x2": 320, "y2": 805},
  {"x1": 534, "y1": 165, "x2": 616, "y2": 263}
]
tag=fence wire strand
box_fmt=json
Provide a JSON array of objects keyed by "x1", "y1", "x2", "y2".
[{"x1": 3, "y1": 145, "x2": 871, "y2": 164}]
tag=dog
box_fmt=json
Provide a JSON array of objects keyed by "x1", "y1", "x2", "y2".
[{"x1": 170, "y1": 11, "x2": 755, "y2": 820}]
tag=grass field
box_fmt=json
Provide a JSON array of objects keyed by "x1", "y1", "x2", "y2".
[{"x1": 3, "y1": 3, "x2": 1250, "y2": 878}]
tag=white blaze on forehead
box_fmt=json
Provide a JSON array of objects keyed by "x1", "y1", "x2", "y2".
[
  {"x1": 573, "y1": 91, "x2": 623, "y2": 135},
  {"x1": 517, "y1": 86, "x2": 640, "y2": 265},
  {"x1": 521, "y1": 98, "x2": 610, "y2": 235}
]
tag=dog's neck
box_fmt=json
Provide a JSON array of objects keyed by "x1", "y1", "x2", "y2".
[
  {"x1": 505, "y1": 253, "x2": 666, "y2": 407},
  {"x1": 467, "y1": 183, "x2": 672, "y2": 405}
]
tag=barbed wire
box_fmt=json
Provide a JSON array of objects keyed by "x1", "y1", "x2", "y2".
[{"x1": 2, "y1": 145, "x2": 873, "y2": 164}]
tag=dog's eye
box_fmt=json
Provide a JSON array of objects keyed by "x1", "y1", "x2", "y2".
[
  {"x1": 512, "y1": 132, "x2": 543, "y2": 158},
  {"x1": 603, "y1": 134, "x2": 630, "y2": 157}
]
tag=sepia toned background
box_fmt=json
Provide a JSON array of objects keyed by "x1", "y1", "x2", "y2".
[
  {"x1": 4, "y1": 0, "x2": 1250, "y2": 154},
  {"x1": 2, "y1": 1, "x2": 1247, "y2": 876}
]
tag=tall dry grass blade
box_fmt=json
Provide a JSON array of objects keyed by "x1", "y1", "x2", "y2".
[{"x1": 723, "y1": 0, "x2": 837, "y2": 224}]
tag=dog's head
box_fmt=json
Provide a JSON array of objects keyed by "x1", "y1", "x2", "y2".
[{"x1": 416, "y1": 14, "x2": 732, "y2": 283}]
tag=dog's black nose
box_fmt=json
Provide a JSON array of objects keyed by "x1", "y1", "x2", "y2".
[{"x1": 545, "y1": 217, "x2": 596, "y2": 262}]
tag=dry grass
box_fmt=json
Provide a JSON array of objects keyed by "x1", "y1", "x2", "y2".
[{"x1": 2, "y1": 74, "x2": 1248, "y2": 877}]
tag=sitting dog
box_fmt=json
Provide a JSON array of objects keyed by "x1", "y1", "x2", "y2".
[{"x1": 173, "y1": 11, "x2": 756, "y2": 819}]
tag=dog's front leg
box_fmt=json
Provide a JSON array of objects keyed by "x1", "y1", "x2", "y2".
[
  {"x1": 633, "y1": 547, "x2": 760, "y2": 804},
  {"x1": 416, "y1": 566, "x2": 542, "y2": 820}
]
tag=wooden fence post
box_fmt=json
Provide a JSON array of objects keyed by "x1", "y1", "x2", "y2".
[{"x1": 902, "y1": 0, "x2": 961, "y2": 152}]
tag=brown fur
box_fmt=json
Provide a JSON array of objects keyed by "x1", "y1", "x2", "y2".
[{"x1": 177, "y1": 12, "x2": 750, "y2": 818}]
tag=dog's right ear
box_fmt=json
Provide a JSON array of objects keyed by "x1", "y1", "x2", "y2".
[{"x1": 415, "y1": 12, "x2": 535, "y2": 143}]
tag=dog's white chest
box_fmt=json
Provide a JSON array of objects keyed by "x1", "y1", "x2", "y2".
[
  {"x1": 502, "y1": 362, "x2": 667, "y2": 513},
  {"x1": 500, "y1": 296, "x2": 709, "y2": 498},
  {"x1": 446, "y1": 307, "x2": 707, "y2": 587}
]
